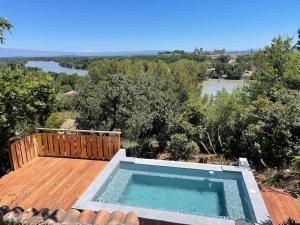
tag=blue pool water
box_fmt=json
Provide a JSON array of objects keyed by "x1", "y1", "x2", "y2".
[{"x1": 94, "y1": 162, "x2": 255, "y2": 222}]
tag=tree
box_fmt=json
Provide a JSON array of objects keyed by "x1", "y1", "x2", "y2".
[
  {"x1": 0, "y1": 65, "x2": 54, "y2": 174},
  {"x1": 283, "y1": 51, "x2": 300, "y2": 90},
  {"x1": 292, "y1": 156, "x2": 300, "y2": 172},
  {"x1": 250, "y1": 36, "x2": 293, "y2": 99},
  {"x1": 76, "y1": 73, "x2": 179, "y2": 141},
  {"x1": 0, "y1": 17, "x2": 13, "y2": 44},
  {"x1": 294, "y1": 28, "x2": 300, "y2": 51}
]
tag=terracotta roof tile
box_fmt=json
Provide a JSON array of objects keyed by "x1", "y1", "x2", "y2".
[
  {"x1": 108, "y1": 210, "x2": 126, "y2": 225},
  {"x1": 93, "y1": 210, "x2": 110, "y2": 225},
  {"x1": 46, "y1": 209, "x2": 66, "y2": 223},
  {"x1": 63, "y1": 209, "x2": 81, "y2": 223},
  {"x1": 78, "y1": 210, "x2": 96, "y2": 224},
  {"x1": 2, "y1": 206, "x2": 24, "y2": 224},
  {"x1": 0, "y1": 205, "x2": 139, "y2": 225},
  {"x1": 19, "y1": 208, "x2": 38, "y2": 221},
  {"x1": 125, "y1": 212, "x2": 140, "y2": 225}
]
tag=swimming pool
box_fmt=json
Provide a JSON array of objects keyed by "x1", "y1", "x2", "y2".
[{"x1": 74, "y1": 150, "x2": 269, "y2": 225}]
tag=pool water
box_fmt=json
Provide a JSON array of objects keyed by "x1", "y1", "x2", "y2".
[{"x1": 94, "y1": 162, "x2": 255, "y2": 222}]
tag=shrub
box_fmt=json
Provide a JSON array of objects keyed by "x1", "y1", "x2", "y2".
[
  {"x1": 46, "y1": 112, "x2": 64, "y2": 128},
  {"x1": 292, "y1": 156, "x2": 300, "y2": 172},
  {"x1": 59, "y1": 84, "x2": 73, "y2": 93},
  {"x1": 56, "y1": 94, "x2": 75, "y2": 110},
  {"x1": 166, "y1": 133, "x2": 200, "y2": 160}
]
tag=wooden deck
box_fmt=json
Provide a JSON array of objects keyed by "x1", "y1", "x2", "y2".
[
  {"x1": 262, "y1": 189, "x2": 300, "y2": 225},
  {"x1": 0, "y1": 157, "x2": 108, "y2": 210}
]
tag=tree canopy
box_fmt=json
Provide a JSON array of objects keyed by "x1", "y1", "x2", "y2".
[
  {"x1": 0, "y1": 17, "x2": 13, "y2": 44},
  {"x1": 0, "y1": 65, "x2": 54, "y2": 173}
]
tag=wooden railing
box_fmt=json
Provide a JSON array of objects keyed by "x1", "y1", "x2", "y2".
[
  {"x1": 9, "y1": 129, "x2": 121, "y2": 171},
  {"x1": 9, "y1": 135, "x2": 39, "y2": 171}
]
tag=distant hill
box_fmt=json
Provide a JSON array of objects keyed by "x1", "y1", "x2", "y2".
[{"x1": 0, "y1": 48, "x2": 161, "y2": 58}]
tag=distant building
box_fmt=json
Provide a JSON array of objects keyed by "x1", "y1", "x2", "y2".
[
  {"x1": 213, "y1": 49, "x2": 226, "y2": 55},
  {"x1": 193, "y1": 47, "x2": 204, "y2": 54}
]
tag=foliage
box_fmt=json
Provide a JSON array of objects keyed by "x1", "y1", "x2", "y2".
[
  {"x1": 294, "y1": 28, "x2": 300, "y2": 51},
  {"x1": 292, "y1": 156, "x2": 300, "y2": 172},
  {"x1": 55, "y1": 93, "x2": 76, "y2": 110},
  {"x1": 0, "y1": 65, "x2": 54, "y2": 173},
  {"x1": 283, "y1": 52, "x2": 300, "y2": 90},
  {"x1": 53, "y1": 73, "x2": 84, "y2": 93},
  {"x1": 249, "y1": 36, "x2": 293, "y2": 99},
  {"x1": 215, "y1": 55, "x2": 230, "y2": 63},
  {"x1": 166, "y1": 133, "x2": 200, "y2": 160},
  {"x1": 0, "y1": 17, "x2": 13, "y2": 44},
  {"x1": 88, "y1": 58, "x2": 208, "y2": 104},
  {"x1": 76, "y1": 73, "x2": 180, "y2": 141},
  {"x1": 225, "y1": 94, "x2": 300, "y2": 168},
  {"x1": 46, "y1": 112, "x2": 64, "y2": 128},
  {"x1": 207, "y1": 37, "x2": 300, "y2": 168}
]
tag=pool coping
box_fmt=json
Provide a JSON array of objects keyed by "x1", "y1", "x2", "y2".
[{"x1": 73, "y1": 149, "x2": 270, "y2": 225}]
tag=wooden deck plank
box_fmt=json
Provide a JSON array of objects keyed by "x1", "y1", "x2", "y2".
[
  {"x1": 75, "y1": 135, "x2": 81, "y2": 158},
  {"x1": 97, "y1": 136, "x2": 103, "y2": 160},
  {"x1": 53, "y1": 134, "x2": 59, "y2": 156},
  {"x1": 91, "y1": 136, "x2": 97, "y2": 159},
  {"x1": 16, "y1": 142, "x2": 24, "y2": 168},
  {"x1": 41, "y1": 133, "x2": 49, "y2": 156},
  {"x1": 107, "y1": 136, "x2": 113, "y2": 160},
  {"x1": 103, "y1": 137, "x2": 108, "y2": 160},
  {"x1": 70, "y1": 135, "x2": 76, "y2": 157},
  {"x1": 0, "y1": 157, "x2": 108, "y2": 210},
  {"x1": 47, "y1": 134, "x2": 54, "y2": 156},
  {"x1": 20, "y1": 140, "x2": 28, "y2": 164},
  {"x1": 24, "y1": 137, "x2": 31, "y2": 161},
  {"x1": 262, "y1": 189, "x2": 300, "y2": 225},
  {"x1": 86, "y1": 136, "x2": 92, "y2": 158},
  {"x1": 80, "y1": 136, "x2": 87, "y2": 158},
  {"x1": 64, "y1": 135, "x2": 71, "y2": 157},
  {"x1": 59, "y1": 134, "x2": 65, "y2": 156},
  {"x1": 10, "y1": 143, "x2": 19, "y2": 170},
  {"x1": 0, "y1": 158, "x2": 57, "y2": 198},
  {"x1": 278, "y1": 192, "x2": 299, "y2": 221}
]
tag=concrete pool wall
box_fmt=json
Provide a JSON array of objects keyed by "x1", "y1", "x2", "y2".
[{"x1": 73, "y1": 150, "x2": 270, "y2": 225}]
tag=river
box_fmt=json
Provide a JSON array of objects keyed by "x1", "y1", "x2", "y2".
[
  {"x1": 202, "y1": 79, "x2": 246, "y2": 95},
  {"x1": 25, "y1": 60, "x2": 88, "y2": 76}
]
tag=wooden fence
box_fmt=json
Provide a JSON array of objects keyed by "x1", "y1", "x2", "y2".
[{"x1": 9, "y1": 129, "x2": 121, "y2": 171}]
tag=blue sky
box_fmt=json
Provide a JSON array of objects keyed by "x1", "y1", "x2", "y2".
[{"x1": 1, "y1": 0, "x2": 300, "y2": 52}]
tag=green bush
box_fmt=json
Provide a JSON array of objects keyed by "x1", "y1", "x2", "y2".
[
  {"x1": 166, "y1": 133, "x2": 200, "y2": 160},
  {"x1": 0, "y1": 65, "x2": 54, "y2": 174},
  {"x1": 59, "y1": 84, "x2": 73, "y2": 93},
  {"x1": 292, "y1": 156, "x2": 300, "y2": 172},
  {"x1": 125, "y1": 139, "x2": 159, "y2": 159},
  {"x1": 46, "y1": 112, "x2": 64, "y2": 128},
  {"x1": 56, "y1": 94, "x2": 75, "y2": 110}
]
